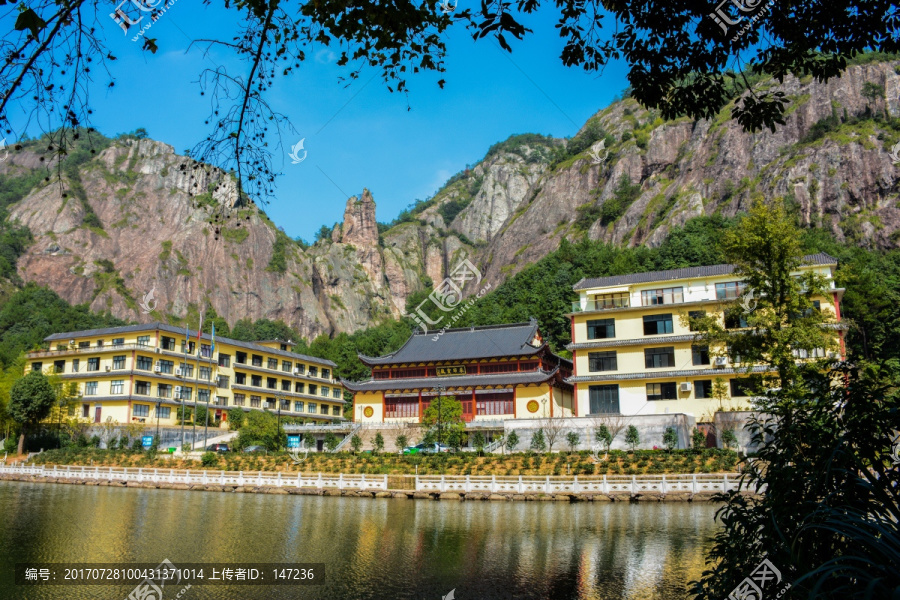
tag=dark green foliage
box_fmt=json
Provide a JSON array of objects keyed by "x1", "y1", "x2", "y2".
[
  {"x1": 0, "y1": 283, "x2": 126, "y2": 368},
  {"x1": 505, "y1": 431, "x2": 519, "y2": 452},
  {"x1": 721, "y1": 428, "x2": 737, "y2": 449},
  {"x1": 395, "y1": 434, "x2": 408, "y2": 452},
  {"x1": 229, "y1": 318, "x2": 300, "y2": 344},
  {"x1": 472, "y1": 431, "x2": 486, "y2": 455},
  {"x1": 530, "y1": 429, "x2": 546, "y2": 452},
  {"x1": 200, "y1": 451, "x2": 218, "y2": 467},
  {"x1": 8, "y1": 371, "x2": 55, "y2": 434},
  {"x1": 595, "y1": 425, "x2": 613, "y2": 451},
  {"x1": 663, "y1": 427, "x2": 678, "y2": 451},
  {"x1": 227, "y1": 407, "x2": 244, "y2": 429},
  {"x1": 565, "y1": 431, "x2": 580, "y2": 451},
  {"x1": 624, "y1": 425, "x2": 640, "y2": 451},
  {"x1": 373, "y1": 432, "x2": 384, "y2": 453},
  {"x1": 235, "y1": 410, "x2": 284, "y2": 451},
  {"x1": 266, "y1": 230, "x2": 290, "y2": 273},
  {"x1": 314, "y1": 225, "x2": 333, "y2": 243},
  {"x1": 598, "y1": 175, "x2": 642, "y2": 227},
  {"x1": 350, "y1": 434, "x2": 362, "y2": 453},
  {"x1": 324, "y1": 431, "x2": 339, "y2": 451},
  {"x1": 194, "y1": 404, "x2": 210, "y2": 427},
  {"x1": 692, "y1": 428, "x2": 707, "y2": 451},
  {"x1": 437, "y1": 195, "x2": 473, "y2": 225}
]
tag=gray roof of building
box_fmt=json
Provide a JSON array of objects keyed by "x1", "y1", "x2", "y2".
[
  {"x1": 573, "y1": 253, "x2": 838, "y2": 291},
  {"x1": 358, "y1": 320, "x2": 562, "y2": 366},
  {"x1": 43, "y1": 322, "x2": 336, "y2": 367},
  {"x1": 341, "y1": 368, "x2": 560, "y2": 392}
]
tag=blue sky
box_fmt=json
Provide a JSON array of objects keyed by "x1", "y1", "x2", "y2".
[{"x1": 7, "y1": 2, "x2": 629, "y2": 240}]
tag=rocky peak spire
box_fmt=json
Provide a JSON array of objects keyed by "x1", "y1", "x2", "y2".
[{"x1": 341, "y1": 188, "x2": 378, "y2": 247}]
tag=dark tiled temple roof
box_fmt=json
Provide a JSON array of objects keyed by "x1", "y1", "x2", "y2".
[
  {"x1": 573, "y1": 253, "x2": 838, "y2": 291},
  {"x1": 341, "y1": 368, "x2": 560, "y2": 392},
  {"x1": 358, "y1": 320, "x2": 562, "y2": 366}
]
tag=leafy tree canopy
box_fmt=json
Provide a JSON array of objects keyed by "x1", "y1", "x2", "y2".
[{"x1": 2, "y1": 0, "x2": 894, "y2": 205}]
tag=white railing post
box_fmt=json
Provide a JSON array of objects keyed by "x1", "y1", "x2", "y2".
[
  {"x1": 661, "y1": 475, "x2": 666, "y2": 494},
  {"x1": 239, "y1": 472, "x2": 245, "y2": 486},
  {"x1": 202, "y1": 471, "x2": 208, "y2": 485},
  {"x1": 383, "y1": 475, "x2": 388, "y2": 490},
  {"x1": 169, "y1": 469, "x2": 174, "y2": 483},
  {"x1": 631, "y1": 475, "x2": 636, "y2": 495},
  {"x1": 360, "y1": 473, "x2": 366, "y2": 489},
  {"x1": 603, "y1": 474, "x2": 608, "y2": 494},
  {"x1": 82, "y1": 465, "x2": 86, "y2": 477},
  {"x1": 277, "y1": 472, "x2": 282, "y2": 487},
  {"x1": 440, "y1": 475, "x2": 445, "y2": 493},
  {"x1": 518, "y1": 476, "x2": 523, "y2": 494},
  {"x1": 573, "y1": 475, "x2": 579, "y2": 494},
  {"x1": 491, "y1": 475, "x2": 496, "y2": 494},
  {"x1": 153, "y1": 468, "x2": 158, "y2": 483},
  {"x1": 295, "y1": 472, "x2": 300, "y2": 488},
  {"x1": 465, "y1": 475, "x2": 470, "y2": 493},
  {"x1": 415, "y1": 474, "x2": 419, "y2": 491},
  {"x1": 257, "y1": 471, "x2": 263, "y2": 486},
  {"x1": 138, "y1": 468, "x2": 143, "y2": 482},
  {"x1": 692, "y1": 474, "x2": 697, "y2": 494},
  {"x1": 723, "y1": 473, "x2": 728, "y2": 492},
  {"x1": 220, "y1": 471, "x2": 225, "y2": 484},
  {"x1": 317, "y1": 473, "x2": 323, "y2": 489},
  {"x1": 545, "y1": 476, "x2": 550, "y2": 494},
  {"x1": 338, "y1": 473, "x2": 343, "y2": 490}
]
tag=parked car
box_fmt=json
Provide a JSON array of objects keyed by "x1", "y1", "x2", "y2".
[
  {"x1": 242, "y1": 445, "x2": 267, "y2": 454},
  {"x1": 403, "y1": 443, "x2": 450, "y2": 455},
  {"x1": 206, "y1": 443, "x2": 230, "y2": 453},
  {"x1": 402, "y1": 443, "x2": 428, "y2": 455}
]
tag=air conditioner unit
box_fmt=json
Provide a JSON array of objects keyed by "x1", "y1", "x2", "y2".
[
  {"x1": 679, "y1": 382, "x2": 692, "y2": 392},
  {"x1": 155, "y1": 348, "x2": 161, "y2": 354},
  {"x1": 105, "y1": 366, "x2": 111, "y2": 372},
  {"x1": 714, "y1": 357, "x2": 728, "y2": 367},
  {"x1": 153, "y1": 365, "x2": 162, "y2": 373},
  {"x1": 69, "y1": 339, "x2": 76, "y2": 346},
  {"x1": 174, "y1": 386, "x2": 182, "y2": 394},
  {"x1": 176, "y1": 368, "x2": 184, "y2": 377},
  {"x1": 293, "y1": 369, "x2": 301, "y2": 375}
]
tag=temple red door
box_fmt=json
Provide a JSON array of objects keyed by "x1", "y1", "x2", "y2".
[{"x1": 461, "y1": 394, "x2": 475, "y2": 422}]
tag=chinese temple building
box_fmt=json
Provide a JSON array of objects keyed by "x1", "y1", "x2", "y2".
[{"x1": 344, "y1": 320, "x2": 573, "y2": 423}]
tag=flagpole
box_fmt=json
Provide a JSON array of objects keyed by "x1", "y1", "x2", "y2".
[{"x1": 181, "y1": 320, "x2": 188, "y2": 451}]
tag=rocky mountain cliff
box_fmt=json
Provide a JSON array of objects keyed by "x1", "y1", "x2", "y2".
[{"x1": 2, "y1": 59, "x2": 899, "y2": 338}]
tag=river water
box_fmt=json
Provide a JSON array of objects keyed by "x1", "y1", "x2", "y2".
[{"x1": 0, "y1": 482, "x2": 720, "y2": 600}]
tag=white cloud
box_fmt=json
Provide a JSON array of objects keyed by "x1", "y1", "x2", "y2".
[{"x1": 315, "y1": 49, "x2": 336, "y2": 64}]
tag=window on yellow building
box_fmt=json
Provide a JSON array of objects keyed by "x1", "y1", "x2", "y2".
[
  {"x1": 643, "y1": 314, "x2": 674, "y2": 335},
  {"x1": 647, "y1": 382, "x2": 677, "y2": 401},
  {"x1": 587, "y1": 318, "x2": 615, "y2": 339},
  {"x1": 588, "y1": 351, "x2": 617, "y2": 372},
  {"x1": 588, "y1": 385, "x2": 619, "y2": 414},
  {"x1": 692, "y1": 346, "x2": 710, "y2": 366},
  {"x1": 644, "y1": 347, "x2": 675, "y2": 368},
  {"x1": 641, "y1": 287, "x2": 683, "y2": 306},
  {"x1": 695, "y1": 380, "x2": 713, "y2": 398}
]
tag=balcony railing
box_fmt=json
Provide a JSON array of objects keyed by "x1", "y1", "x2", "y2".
[{"x1": 571, "y1": 298, "x2": 631, "y2": 312}]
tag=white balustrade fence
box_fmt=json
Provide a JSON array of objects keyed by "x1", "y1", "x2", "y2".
[
  {"x1": 414, "y1": 473, "x2": 756, "y2": 495},
  {"x1": 0, "y1": 465, "x2": 757, "y2": 496},
  {"x1": 0, "y1": 464, "x2": 388, "y2": 491}
]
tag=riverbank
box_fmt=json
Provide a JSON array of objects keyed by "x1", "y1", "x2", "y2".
[
  {"x1": 21, "y1": 447, "x2": 743, "y2": 476},
  {"x1": 0, "y1": 464, "x2": 758, "y2": 503}
]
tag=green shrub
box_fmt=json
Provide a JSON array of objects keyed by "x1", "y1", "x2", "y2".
[{"x1": 201, "y1": 451, "x2": 218, "y2": 467}]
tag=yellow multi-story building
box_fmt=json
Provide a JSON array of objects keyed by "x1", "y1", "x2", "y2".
[
  {"x1": 26, "y1": 323, "x2": 345, "y2": 427},
  {"x1": 566, "y1": 253, "x2": 843, "y2": 420}
]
